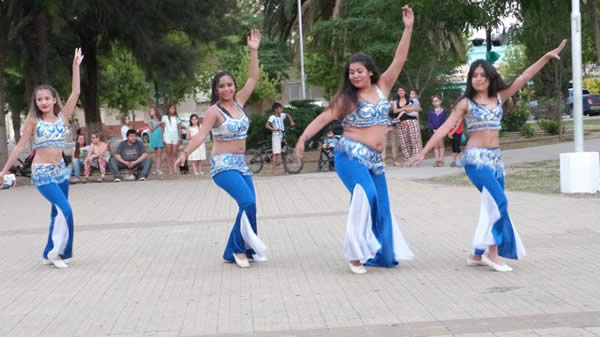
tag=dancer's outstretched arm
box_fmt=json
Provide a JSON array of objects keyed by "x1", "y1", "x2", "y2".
[
  {"x1": 236, "y1": 29, "x2": 261, "y2": 107},
  {"x1": 0, "y1": 118, "x2": 36, "y2": 179},
  {"x1": 499, "y1": 39, "x2": 566, "y2": 103},
  {"x1": 62, "y1": 48, "x2": 84, "y2": 121},
  {"x1": 407, "y1": 99, "x2": 468, "y2": 166},
  {"x1": 295, "y1": 109, "x2": 339, "y2": 160},
  {"x1": 378, "y1": 6, "x2": 414, "y2": 95},
  {"x1": 175, "y1": 108, "x2": 219, "y2": 168}
]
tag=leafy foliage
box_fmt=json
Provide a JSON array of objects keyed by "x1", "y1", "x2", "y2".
[
  {"x1": 100, "y1": 44, "x2": 150, "y2": 118},
  {"x1": 498, "y1": 44, "x2": 528, "y2": 83},
  {"x1": 234, "y1": 48, "x2": 281, "y2": 104},
  {"x1": 519, "y1": 123, "x2": 536, "y2": 138},
  {"x1": 583, "y1": 77, "x2": 600, "y2": 93}
]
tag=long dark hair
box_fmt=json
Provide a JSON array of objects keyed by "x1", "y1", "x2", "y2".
[
  {"x1": 189, "y1": 113, "x2": 199, "y2": 127},
  {"x1": 149, "y1": 106, "x2": 161, "y2": 121},
  {"x1": 74, "y1": 134, "x2": 86, "y2": 158},
  {"x1": 28, "y1": 84, "x2": 63, "y2": 121},
  {"x1": 464, "y1": 59, "x2": 508, "y2": 100},
  {"x1": 166, "y1": 104, "x2": 179, "y2": 125},
  {"x1": 330, "y1": 53, "x2": 381, "y2": 116},
  {"x1": 210, "y1": 71, "x2": 238, "y2": 105}
]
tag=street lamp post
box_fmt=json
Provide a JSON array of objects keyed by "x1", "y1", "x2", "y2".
[
  {"x1": 297, "y1": 0, "x2": 307, "y2": 100},
  {"x1": 559, "y1": 0, "x2": 600, "y2": 193},
  {"x1": 571, "y1": 0, "x2": 584, "y2": 152}
]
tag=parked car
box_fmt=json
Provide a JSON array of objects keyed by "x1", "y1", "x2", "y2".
[
  {"x1": 137, "y1": 117, "x2": 189, "y2": 143},
  {"x1": 136, "y1": 127, "x2": 150, "y2": 143},
  {"x1": 565, "y1": 88, "x2": 600, "y2": 116}
]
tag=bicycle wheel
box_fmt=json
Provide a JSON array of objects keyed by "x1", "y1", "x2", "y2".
[
  {"x1": 317, "y1": 151, "x2": 329, "y2": 172},
  {"x1": 245, "y1": 148, "x2": 264, "y2": 174},
  {"x1": 282, "y1": 147, "x2": 304, "y2": 174}
]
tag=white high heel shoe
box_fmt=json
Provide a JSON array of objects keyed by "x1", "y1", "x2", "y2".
[
  {"x1": 233, "y1": 254, "x2": 250, "y2": 268},
  {"x1": 348, "y1": 262, "x2": 367, "y2": 274},
  {"x1": 482, "y1": 255, "x2": 513, "y2": 272}
]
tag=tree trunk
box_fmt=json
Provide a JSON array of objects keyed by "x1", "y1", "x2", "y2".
[
  {"x1": 0, "y1": 20, "x2": 8, "y2": 166},
  {"x1": 80, "y1": 35, "x2": 102, "y2": 136},
  {"x1": 332, "y1": 0, "x2": 343, "y2": 18},
  {"x1": 16, "y1": 9, "x2": 49, "y2": 143},
  {"x1": 587, "y1": 0, "x2": 600, "y2": 65}
]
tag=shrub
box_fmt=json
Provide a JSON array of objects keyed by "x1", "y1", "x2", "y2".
[
  {"x1": 503, "y1": 100, "x2": 530, "y2": 132},
  {"x1": 519, "y1": 124, "x2": 536, "y2": 138},
  {"x1": 537, "y1": 119, "x2": 559, "y2": 135}
]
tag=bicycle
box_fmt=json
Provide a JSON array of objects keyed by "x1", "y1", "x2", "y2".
[
  {"x1": 317, "y1": 135, "x2": 340, "y2": 172},
  {"x1": 245, "y1": 129, "x2": 304, "y2": 174}
]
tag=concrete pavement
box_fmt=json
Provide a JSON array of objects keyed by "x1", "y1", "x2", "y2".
[{"x1": 0, "y1": 141, "x2": 599, "y2": 337}]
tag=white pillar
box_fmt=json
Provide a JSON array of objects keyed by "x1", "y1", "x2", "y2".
[
  {"x1": 560, "y1": 0, "x2": 600, "y2": 194},
  {"x1": 571, "y1": 0, "x2": 584, "y2": 152}
]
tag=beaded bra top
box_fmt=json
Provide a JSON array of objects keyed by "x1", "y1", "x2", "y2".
[
  {"x1": 342, "y1": 86, "x2": 391, "y2": 128},
  {"x1": 464, "y1": 94, "x2": 503, "y2": 132},
  {"x1": 32, "y1": 113, "x2": 67, "y2": 150},
  {"x1": 211, "y1": 102, "x2": 250, "y2": 141}
]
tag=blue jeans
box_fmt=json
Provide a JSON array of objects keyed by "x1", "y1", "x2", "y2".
[{"x1": 71, "y1": 158, "x2": 83, "y2": 178}]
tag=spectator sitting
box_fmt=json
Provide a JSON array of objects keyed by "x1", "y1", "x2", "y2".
[
  {"x1": 110, "y1": 129, "x2": 152, "y2": 182},
  {"x1": 83, "y1": 133, "x2": 110, "y2": 182},
  {"x1": 70, "y1": 134, "x2": 88, "y2": 183}
]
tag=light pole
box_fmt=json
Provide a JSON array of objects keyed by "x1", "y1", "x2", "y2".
[
  {"x1": 297, "y1": 0, "x2": 307, "y2": 99},
  {"x1": 571, "y1": 0, "x2": 584, "y2": 152},
  {"x1": 559, "y1": 0, "x2": 600, "y2": 193}
]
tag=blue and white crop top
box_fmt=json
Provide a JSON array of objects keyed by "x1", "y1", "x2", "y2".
[
  {"x1": 342, "y1": 86, "x2": 391, "y2": 128},
  {"x1": 211, "y1": 102, "x2": 250, "y2": 141},
  {"x1": 464, "y1": 94, "x2": 503, "y2": 132},
  {"x1": 32, "y1": 113, "x2": 67, "y2": 150}
]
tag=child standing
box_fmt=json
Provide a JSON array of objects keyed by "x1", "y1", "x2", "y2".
[
  {"x1": 448, "y1": 119, "x2": 464, "y2": 167},
  {"x1": 148, "y1": 106, "x2": 165, "y2": 174},
  {"x1": 427, "y1": 95, "x2": 447, "y2": 167},
  {"x1": 186, "y1": 114, "x2": 206, "y2": 175}
]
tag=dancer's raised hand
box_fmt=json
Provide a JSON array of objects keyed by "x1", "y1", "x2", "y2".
[
  {"x1": 247, "y1": 29, "x2": 261, "y2": 50},
  {"x1": 73, "y1": 48, "x2": 84, "y2": 67},
  {"x1": 402, "y1": 5, "x2": 414, "y2": 29},
  {"x1": 545, "y1": 39, "x2": 567, "y2": 60}
]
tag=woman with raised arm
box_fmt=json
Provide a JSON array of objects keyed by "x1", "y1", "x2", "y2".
[
  {"x1": 408, "y1": 40, "x2": 567, "y2": 272},
  {"x1": 174, "y1": 29, "x2": 266, "y2": 268},
  {"x1": 0, "y1": 49, "x2": 84, "y2": 269},
  {"x1": 295, "y1": 6, "x2": 415, "y2": 274}
]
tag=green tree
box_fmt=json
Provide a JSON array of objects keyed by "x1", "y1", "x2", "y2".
[
  {"x1": 498, "y1": 44, "x2": 528, "y2": 83},
  {"x1": 234, "y1": 48, "x2": 281, "y2": 104},
  {"x1": 100, "y1": 44, "x2": 150, "y2": 120},
  {"x1": 0, "y1": 0, "x2": 30, "y2": 165}
]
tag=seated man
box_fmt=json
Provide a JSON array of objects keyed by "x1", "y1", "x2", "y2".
[{"x1": 110, "y1": 129, "x2": 153, "y2": 182}]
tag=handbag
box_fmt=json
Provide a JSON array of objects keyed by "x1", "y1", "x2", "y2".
[{"x1": 460, "y1": 133, "x2": 467, "y2": 145}]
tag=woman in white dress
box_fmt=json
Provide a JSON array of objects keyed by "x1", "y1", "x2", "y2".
[{"x1": 186, "y1": 114, "x2": 206, "y2": 175}]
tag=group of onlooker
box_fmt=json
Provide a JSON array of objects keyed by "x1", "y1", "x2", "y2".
[
  {"x1": 385, "y1": 88, "x2": 464, "y2": 167},
  {"x1": 69, "y1": 129, "x2": 152, "y2": 183},
  {"x1": 69, "y1": 104, "x2": 208, "y2": 182}
]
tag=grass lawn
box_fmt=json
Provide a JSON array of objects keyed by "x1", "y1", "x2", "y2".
[{"x1": 424, "y1": 160, "x2": 599, "y2": 198}]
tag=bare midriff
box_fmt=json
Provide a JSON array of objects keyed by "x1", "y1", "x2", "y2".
[
  {"x1": 343, "y1": 125, "x2": 389, "y2": 152},
  {"x1": 465, "y1": 130, "x2": 500, "y2": 148},
  {"x1": 33, "y1": 148, "x2": 64, "y2": 165},
  {"x1": 211, "y1": 139, "x2": 246, "y2": 155}
]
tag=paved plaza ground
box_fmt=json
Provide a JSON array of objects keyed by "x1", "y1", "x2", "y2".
[{"x1": 1, "y1": 141, "x2": 599, "y2": 337}]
